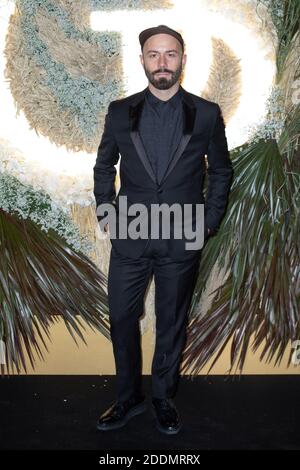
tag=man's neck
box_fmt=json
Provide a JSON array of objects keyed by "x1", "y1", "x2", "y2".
[{"x1": 148, "y1": 83, "x2": 180, "y2": 102}]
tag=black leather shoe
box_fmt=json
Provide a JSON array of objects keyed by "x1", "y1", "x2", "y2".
[
  {"x1": 152, "y1": 398, "x2": 182, "y2": 435},
  {"x1": 96, "y1": 395, "x2": 147, "y2": 431}
]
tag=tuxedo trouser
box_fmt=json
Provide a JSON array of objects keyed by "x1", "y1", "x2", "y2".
[{"x1": 107, "y1": 238, "x2": 201, "y2": 402}]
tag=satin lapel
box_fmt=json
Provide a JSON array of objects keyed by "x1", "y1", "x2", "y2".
[
  {"x1": 129, "y1": 86, "x2": 196, "y2": 186},
  {"x1": 129, "y1": 88, "x2": 157, "y2": 184}
]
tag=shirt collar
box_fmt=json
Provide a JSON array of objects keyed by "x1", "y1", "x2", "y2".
[{"x1": 145, "y1": 85, "x2": 183, "y2": 110}]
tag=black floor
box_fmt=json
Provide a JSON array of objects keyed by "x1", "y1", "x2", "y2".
[{"x1": 0, "y1": 375, "x2": 299, "y2": 450}]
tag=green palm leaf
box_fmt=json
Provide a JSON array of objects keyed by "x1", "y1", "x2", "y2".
[
  {"x1": 181, "y1": 2, "x2": 300, "y2": 376},
  {"x1": 182, "y1": 128, "x2": 299, "y2": 376},
  {"x1": 0, "y1": 208, "x2": 110, "y2": 375}
]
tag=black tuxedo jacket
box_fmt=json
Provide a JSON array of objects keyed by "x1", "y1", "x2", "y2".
[{"x1": 93, "y1": 85, "x2": 233, "y2": 260}]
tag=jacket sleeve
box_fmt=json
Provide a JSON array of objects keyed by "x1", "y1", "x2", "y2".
[
  {"x1": 93, "y1": 102, "x2": 120, "y2": 224},
  {"x1": 205, "y1": 103, "x2": 233, "y2": 234}
]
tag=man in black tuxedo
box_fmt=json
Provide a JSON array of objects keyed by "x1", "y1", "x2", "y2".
[{"x1": 94, "y1": 25, "x2": 233, "y2": 434}]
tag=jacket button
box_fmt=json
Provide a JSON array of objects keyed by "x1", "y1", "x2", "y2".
[{"x1": 157, "y1": 188, "x2": 163, "y2": 193}]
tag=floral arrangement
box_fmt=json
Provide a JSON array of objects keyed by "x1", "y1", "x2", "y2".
[
  {"x1": 0, "y1": 138, "x2": 95, "y2": 208},
  {"x1": 182, "y1": 0, "x2": 300, "y2": 375},
  {"x1": 0, "y1": 171, "x2": 92, "y2": 255},
  {"x1": 0, "y1": 0, "x2": 298, "y2": 375},
  {"x1": 4, "y1": 0, "x2": 171, "y2": 152}
]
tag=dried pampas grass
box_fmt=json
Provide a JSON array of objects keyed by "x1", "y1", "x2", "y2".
[
  {"x1": 4, "y1": 1, "x2": 122, "y2": 153},
  {"x1": 201, "y1": 37, "x2": 242, "y2": 123}
]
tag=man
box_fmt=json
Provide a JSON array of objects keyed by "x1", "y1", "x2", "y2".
[{"x1": 93, "y1": 25, "x2": 233, "y2": 435}]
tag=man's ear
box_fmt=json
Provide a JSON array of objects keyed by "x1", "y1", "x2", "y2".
[{"x1": 139, "y1": 53, "x2": 144, "y2": 66}]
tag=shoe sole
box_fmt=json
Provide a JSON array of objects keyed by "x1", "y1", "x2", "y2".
[
  {"x1": 96, "y1": 401, "x2": 147, "y2": 431},
  {"x1": 152, "y1": 405, "x2": 182, "y2": 435}
]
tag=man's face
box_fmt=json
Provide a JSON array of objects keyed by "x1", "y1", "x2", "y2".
[{"x1": 140, "y1": 33, "x2": 186, "y2": 90}]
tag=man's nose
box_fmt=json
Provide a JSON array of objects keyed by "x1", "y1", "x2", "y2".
[{"x1": 158, "y1": 55, "x2": 167, "y2": 67}]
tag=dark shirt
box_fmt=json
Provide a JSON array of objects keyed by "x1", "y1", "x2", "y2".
[{"x1": 138, "y1": 86, "x2": 183, "y2": 184}]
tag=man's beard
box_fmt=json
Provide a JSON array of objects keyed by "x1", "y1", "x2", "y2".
[{"x1": 143, "y1": 62, "x2": 183, "y2": 90}]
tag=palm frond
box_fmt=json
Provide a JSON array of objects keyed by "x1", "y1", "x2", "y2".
[
  {"x1": 0, "y1": 208, "x2": 110, "y2": 375},
  {"x1": 182, "y1": 132, "x2": 300, "y2": 375},
  {"x1": 275, "y1": 1, "x2": 300, "y2": 79},
  {"x1": 182, "y1": 1, "x2": 300, "y2": 376}
]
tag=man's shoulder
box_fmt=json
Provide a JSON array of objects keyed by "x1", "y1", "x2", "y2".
[
  {"x1": 184, "y1": 88, "x2": 219, "y2": 110},
  {"x1": 109, "y1": 89, "x2": 146, "y2": 109},
  {"x1": 184, "y1": 90, "x2": 221, "y2": 125}
]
